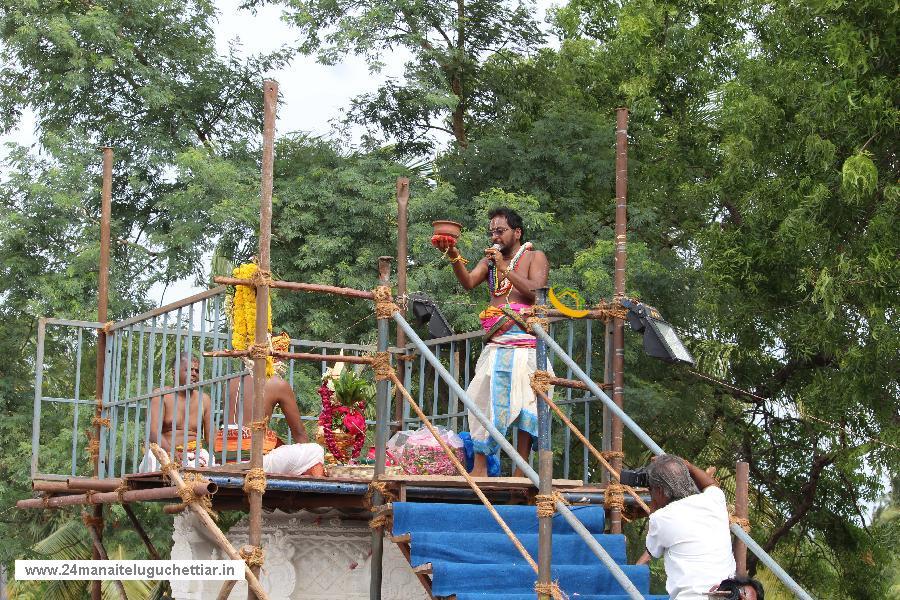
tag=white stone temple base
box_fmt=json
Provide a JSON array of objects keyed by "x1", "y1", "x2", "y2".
[{"x1": 170, "y1": 509, "x2": 429, "y2": 600}]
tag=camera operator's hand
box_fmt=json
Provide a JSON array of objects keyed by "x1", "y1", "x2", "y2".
[{"x1": 683, "y1": 458, "x2": 719, "y2": 491}]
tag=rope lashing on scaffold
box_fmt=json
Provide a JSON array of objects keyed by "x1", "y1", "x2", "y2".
[
  {"x1": 601, "y1": 450, "x2": 625, "y2": 461},
  {"x1": 249, "y1": 268, "x2": 274, "y2": 288},
  {"x1": 243, "y1": 467, "x2": 267, "y2": 495},
  {"x1": 181, "y1": 471, "x2": 218, "y2": 520},
  {"x1": 102, "y1": 320, "x2": 115, "y2": 334},
  {"x1": 526, "y1": 304, "x2": 550, "y2": 333},
  {"x1": 369, "y1": 503, "x2": 394, "y2": 531},
  {"x1": 247, "y1": 343, "x2": 269, "y2": 360},
  {"x1": 365, "y1": 479, "x2": 396, "y2": 508},
  {"x1": 115, "y1": 481, "x2": 130, "y2": 504},
  {"x1": 91, "y1": 415, "x2": 111, "y2": 428},
  {"x1": 535, "y1": 491, "x2": 569, "y2": 518},
  {"x1": 534, "y1": 580, "x2": 569, "y2": 600},
  {"x1": 729, "y1": 512, "x2": 751, "y2": 532},
  {"x1": 530, "y1": 370, "x2": 553, "y2": 394},
  {"x1": 593, "y1": 300, "x2": 628, "y2": 322},
  {"x1": 373, "y1": 285, "x2": 400, "y2": 319},
  {"x1": 603, "y1": 483, "x2": 625, "y2": 511},
  {"x1": 240, "y1": 545, "x2": 265, "y2": 568},
  {"x1": 84, "y1": 490, "x2": 97, "y2": 505},
  {"x1": 371, "y1": 351, "x2": 394, "y2": 382},
  {"x1": 160, "y1": 460, "x2": 180, "y2": 478},
  {"x1": 85, "y1": 437, "x2": 100, "y2": 459}
]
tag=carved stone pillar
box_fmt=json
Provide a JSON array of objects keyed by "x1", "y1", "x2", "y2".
[{"x1": 170, "y1": 509, "x2": 429, "y2": 600}]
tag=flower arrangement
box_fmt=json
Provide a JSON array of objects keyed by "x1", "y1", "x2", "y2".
[
  {"x1": 317, "y1": 369, "x2": 372, "y2": 463},
  {"x1": 229, "y1": 262, "x2": 285, "y2": 377}
]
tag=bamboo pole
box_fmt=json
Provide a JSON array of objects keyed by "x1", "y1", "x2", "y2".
[
  {"x1": 149, "y1": 445, "x2": 269, "y2": 600},
  {"x1": 204, "y1": 349, "x2": 374, "y2": 365},
  {"x1": 67, "y1": 477, "x2": 124, "y2": 492},
  {"x1": 91, "y1": 146, "x2": 113, "y2": 600},
  {"x1": 734, "y1": 461, "x2": 749, "y2": 576},
  {"x1": 84, "y1": 513, "x2": 129, "y2": 600},
  {"x1": 247, "y1": 79, "x2": 278, "y2": 600},
  {"x1": 122, "y1": 504, "x2": 162, "y2": 560},
  {"x1": 213, "y1": 277, "x2": 375, "y2": 300},
  {"x1": 32, "y1": 480, "x2": 71, "y2": 493},
  {"x1": 392, "y1": 177, "x2": 409, "y2": 434},
  {"x1": 610, "y1": 108, "x2": 628, "y2": 534},
  {"x1": 17, "y1": 482, "x2": 214, "y2": 509}
]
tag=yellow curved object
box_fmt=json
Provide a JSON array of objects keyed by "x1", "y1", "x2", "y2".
[{"x1": 548, "y1": 287, "x2": 590, "y2": 319}]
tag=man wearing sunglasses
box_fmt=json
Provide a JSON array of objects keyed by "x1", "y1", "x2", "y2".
[{"x1": 433, "y1": 207, "x2": 551, "y2": 477}]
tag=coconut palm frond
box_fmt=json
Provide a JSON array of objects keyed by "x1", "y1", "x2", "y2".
[{"x1": 32, "y1": 518, "x2": 91, "y2": 561}]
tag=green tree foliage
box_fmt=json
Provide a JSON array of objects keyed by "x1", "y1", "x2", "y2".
[
  {"x1": 246, "y1": 0, "x2": 544, "y2": 153},
  {"x1": 0, "y1": 0, "x2": 275, "y2": 584},
  {"x1": 1, "y1": 0, "x2": 897, "y2": 597}
]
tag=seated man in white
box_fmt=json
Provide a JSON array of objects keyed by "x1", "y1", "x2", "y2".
[
  {"x1": 140, "y1": 353, "x2": 214, "y2": 472},
  {"x1": 637, "y1": 454, "x2": 736, "y2": 599},
  {"x1": 221, "y1": 373, "x2": 325, "y2": 476}
]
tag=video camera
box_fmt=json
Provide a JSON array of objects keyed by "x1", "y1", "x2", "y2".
[{"x1": 619, "y1": 467, "x2": 649, "y2": 488}]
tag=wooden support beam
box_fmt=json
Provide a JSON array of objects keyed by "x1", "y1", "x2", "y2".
[
  {"x1": 17, "y1": 482, "x2": 214, "y2": 509},
  {"x1": 149, "y1": 444, "x2": 269, "y2": 600},
  {"x1": 213, "y1": 276, "x2": 375, "y2": 300},
  {"x1": 84, "y1": 511, "x2": 129, "y2": 600},
  {"x1": 122, "y1": 504, "x2": 161, "y2": 560}
]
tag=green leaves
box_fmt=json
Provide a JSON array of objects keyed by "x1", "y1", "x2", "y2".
[{"x1": 841, "y1": 151, "x2": 878, "y2": 198}]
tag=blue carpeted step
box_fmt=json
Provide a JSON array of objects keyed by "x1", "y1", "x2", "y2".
[
  {"x1": 392, "y1": 502, "x2": 606, "y2": 536},
  {"x1": 454, "y1": 595, "x2": 668, "y2": 600},
  {"x1": 430, "y1": 562, "x2": 652, "y2": 596},
  {"x1": 408, "y1": 531, "x2": 627, "y2": 566}
]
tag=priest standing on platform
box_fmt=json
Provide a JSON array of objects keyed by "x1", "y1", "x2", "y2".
[{"x1": 432, "y1": 207, "x2": 552, "y2": 477}]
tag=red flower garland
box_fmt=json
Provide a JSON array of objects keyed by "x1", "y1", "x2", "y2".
[{"x1": 317, "y1": 381, "x2": 366, "y2": 462}]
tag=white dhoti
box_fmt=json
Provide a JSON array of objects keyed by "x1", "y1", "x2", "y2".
[
  {"x1": 466, "y1": 342, "x2": 553, "y2": 457},
  {"x1": 138, "y1": 447, "x2": 213, "y2": 473},
  {"x1": 261, "y1": 443, "x2": 325, "y2": 475}
]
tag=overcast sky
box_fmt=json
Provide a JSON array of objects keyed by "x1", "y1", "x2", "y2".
[{"x1": 2, "y1": 0, "x2": 558, "y2": 304}]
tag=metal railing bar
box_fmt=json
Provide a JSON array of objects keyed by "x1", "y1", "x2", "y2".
[
  {"x1": 121, "y1": 326, "x2": 135, "y2": 476},
  {"x1": 173, "y1": 306, "x2": 184, "y2": 462},
  {"x1": 41, "y1": 397, "x2": 97, "y2": 405},
  {"x1": 393, "y1": 312, "x2": 643, "y2": 600},
  {"x1": 108, "y1": 286, "x2": 227, "y2": 332},
  {"x1": 71, "y1": 327, "x2": 84, "y2": 476},
  {"x1": 43, "y1": 318, "x2": 104, "y2": 328},
  {"x1": 132, "y1": 325, "x2": 146, "y2": 471},
  {"x1": 105, "y1": 371, "x2": 244, "y2": 407}
]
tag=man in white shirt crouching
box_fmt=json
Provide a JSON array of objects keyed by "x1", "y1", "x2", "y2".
[{"x1": 636, "y1": 454, "x2": 736, "y2": 599}]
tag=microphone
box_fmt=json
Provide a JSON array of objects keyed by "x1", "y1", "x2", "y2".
[{"x1": 489, "y1": 243, "x2": 502, "y2": 260}]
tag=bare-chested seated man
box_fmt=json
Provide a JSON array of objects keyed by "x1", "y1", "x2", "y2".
[
  {"x1": 139, "y1": 353, "x2": 213, "y2": 472},
  {"x1": 223, "y1": 373, "x2": 325, "y2": 476}
]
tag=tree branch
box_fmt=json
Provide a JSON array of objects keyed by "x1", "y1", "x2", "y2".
[{"x1": 748, "y1": 452, "x2": 834, "y2": 575}]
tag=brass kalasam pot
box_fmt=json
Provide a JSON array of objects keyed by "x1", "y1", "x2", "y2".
[{"x1": 316, "y1": 426, "x2": 355, "y2": 464}]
